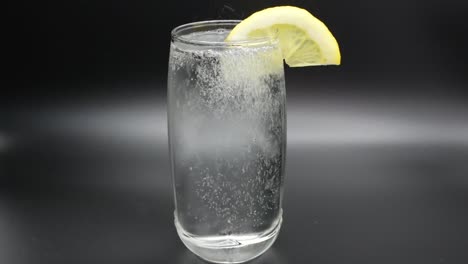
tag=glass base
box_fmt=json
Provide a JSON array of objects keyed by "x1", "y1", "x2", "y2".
[{"x1": 174, "y1": 212, "x2": 282, "y2": 264}]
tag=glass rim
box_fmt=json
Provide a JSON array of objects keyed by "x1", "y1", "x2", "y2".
[{"x1": 171, "y1": 20, "x2": 277, "y2": 47}]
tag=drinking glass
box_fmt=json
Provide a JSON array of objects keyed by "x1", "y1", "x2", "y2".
[{"x1": 167, "y1": 20, "x2": 286, "y2": 263}]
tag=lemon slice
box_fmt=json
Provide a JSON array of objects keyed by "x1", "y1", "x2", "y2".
[{"x1": 226, "y1": 6, "x2": 341, "y2": 67}]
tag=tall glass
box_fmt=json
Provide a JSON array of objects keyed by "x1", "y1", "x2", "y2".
[{"x1": 167, "y1": 20, "x2": 286, "y2": 263}]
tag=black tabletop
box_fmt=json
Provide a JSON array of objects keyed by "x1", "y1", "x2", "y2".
[{"x1": 2, "y1": 85, "x2": 468, "y2": 264}]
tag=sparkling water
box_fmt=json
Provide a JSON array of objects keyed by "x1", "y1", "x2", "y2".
[{"x1": 168, "y1": 24, "x2": 286, "y2": 263}]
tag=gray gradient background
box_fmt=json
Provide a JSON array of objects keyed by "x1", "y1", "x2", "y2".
[{"x1": 2, "y1": 0, "x2": 468, "y2": 264}]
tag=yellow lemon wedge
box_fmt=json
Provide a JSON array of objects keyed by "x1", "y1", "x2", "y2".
[{"x1": 226, "y1": 6, "x2": 341, "y2": 67}]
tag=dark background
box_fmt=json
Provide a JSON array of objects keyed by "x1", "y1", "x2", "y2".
[{"x1": 2, "y1": 1, "x2": 468, "y2": 264}]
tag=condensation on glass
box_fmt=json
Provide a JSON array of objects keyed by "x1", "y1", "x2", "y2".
[{"x1": 167, "y1": 20, "x2": 286, "y2": 263}]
